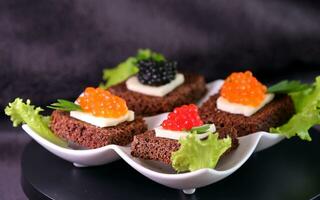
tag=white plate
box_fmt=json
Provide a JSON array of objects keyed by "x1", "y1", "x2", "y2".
[{"x1": 21, "y1": 80, "x2": 285, "y2": 194}]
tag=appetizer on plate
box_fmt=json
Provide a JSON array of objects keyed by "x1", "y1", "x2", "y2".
[
  {"x1": 200, "y1": 71, "x2": 295, "y2": 137},
  {"x1": 100, "y1": 49, "x2": 207, "y2": 116},
  {"x1": 131, "y1": 104, "x2": 238, "y2": 172},
  {"x1": 50, "y1": 87, "x2": 147, "y2": 148},
  {"x1": 5, "y1": 87, "x2": 147, "y2": 148},
  {"x1": 200, "y1": 71, "x2": 320, "y2": 141}
]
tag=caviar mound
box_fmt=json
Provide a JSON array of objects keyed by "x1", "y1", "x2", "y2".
[
  {"x1": 50, "y1": 110, "x2": 147, "y2": 148},
  {"x1": 137, "y1": 60, "x2": 177, "y2": 86},
  {"x1": 162, "y1": 104, "x2": 203, "y2": 131},
  {"x1": 221, "y1": 71, "x2": 267, "y2": 107},
  {"x1": 77, "y1": 87, "x2": 128, "y2": 118},
  {"x1": 108, "y1": 73, "x2": 207, "y2": 116}
]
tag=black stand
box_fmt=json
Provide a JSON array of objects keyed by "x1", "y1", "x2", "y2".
[{"x1": 21, "y1": 129, "x2": 320, "y2": 200}]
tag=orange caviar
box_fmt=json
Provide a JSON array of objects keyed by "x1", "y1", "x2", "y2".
[
  {"x1": 220, "y1": 71, "x2": 267, "y2": 107},
  {"x1": 77, "y1": 87, "x2": 128, "y2": 118}
]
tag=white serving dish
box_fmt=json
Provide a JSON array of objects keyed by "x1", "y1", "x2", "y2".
[{"x1": 21, "y1": 80, "x2": 285, "y2": 194}]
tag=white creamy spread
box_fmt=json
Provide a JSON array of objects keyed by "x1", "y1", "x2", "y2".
[
  {"x1": 70, "y1": 110, "x2": 134, "y2": 128},
  {"x1": 125, "y1": 73, "x2": 185, "y2": 97},
  {"x1": 216, "y1": 94, "x2": 275, "y2": 117},
  {"x1": 154, "y1": 124, "x2": 216, "y2": 140}
]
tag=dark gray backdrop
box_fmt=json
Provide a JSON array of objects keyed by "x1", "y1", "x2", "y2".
[
  {"x1": 1, "y1": 0, "x2": 320, "y2": 109},
  {"x1": 1, "y1": 1, "x2": 320, "y2": 199}
]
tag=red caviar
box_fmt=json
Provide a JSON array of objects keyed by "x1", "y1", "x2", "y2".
[
  {"x1": 162, "y1": 104, "x2": 203, "y2": 131},
  {"x1": 77, "y1": 87, "x2": 128, "y2": 118},
  {"x1": 220, "y1": 71, "x2": 267, "y2": 107}
]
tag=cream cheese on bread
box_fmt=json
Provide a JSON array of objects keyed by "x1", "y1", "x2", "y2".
[
  {"x1": 154, "y1": 124, "x2": 216, "y2": 140},
  {"x1": 70, "y1": 110, "x2": 134, "y2": 128},
  {"x1": 217, "y1": 94, "x2": 275, "y2": 117},
  {"x1": 125, "y1": 73, "x2": 185, "y2": 97}
]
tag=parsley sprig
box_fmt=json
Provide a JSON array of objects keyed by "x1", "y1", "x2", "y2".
[
  {"x1": 47, "y1": 99, "x2": 81, "y2": 111},
  {"x1": 189, "y1": 124, "x2": 211, "y2": 134},
  {"x1": 268, "y1": 80, "x2": 311, "y2": 94}
]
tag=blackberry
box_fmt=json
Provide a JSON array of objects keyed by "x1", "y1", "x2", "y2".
[{"x1": 137, "y1": 60, "x2": 177, "y2": 86}]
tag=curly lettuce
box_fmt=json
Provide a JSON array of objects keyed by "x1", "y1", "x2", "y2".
[
  {"x1": 171, "y1": 132, "x2": 231, "y2": 172},
  {"x1": 5, "y1": 98, "x2": 67, "y2": 147},
  {"x1": 270, "y1": 76, "x2": 320, "y2": 141},
  {"x1": 100, "y1": 49, "x2": 165, "y2": 89}
]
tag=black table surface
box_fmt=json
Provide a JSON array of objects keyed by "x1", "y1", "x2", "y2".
[{"x1": 21, "y1": 129, "x2": 320, "y2": 200}]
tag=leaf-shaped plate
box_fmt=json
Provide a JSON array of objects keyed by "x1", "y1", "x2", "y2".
[{"x1": 21, "y1": 80, "x2": 284, "y2": 194}]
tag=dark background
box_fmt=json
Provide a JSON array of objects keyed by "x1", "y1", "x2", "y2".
[
  {"x1": 1, "y1": 0, "x2": 320, "y2": 110},
  {"x1": 0, "y1": 0, "x2": 320, "y2": 199}
]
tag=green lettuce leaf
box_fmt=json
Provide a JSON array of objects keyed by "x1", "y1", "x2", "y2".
[
  {"x1": 4, "y1": 98, "x2": 67, "y2": 147},
  {"x1": 171, "y1": 132, "x2": 231, "y2": 172},
  {"x1": 100, "y1": 57, "x2": 139, "y2": 89},
  {"x1": 270, "y1": 76, "x2": 320, "y2": 141},
  {"x1": 100, "y1": 49, "x2": 165, "y2": 89}
]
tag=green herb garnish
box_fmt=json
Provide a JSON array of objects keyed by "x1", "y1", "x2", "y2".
[
  {"x1": 135, "y1": 49, "x2": 165, "y2": 62},
  {"x1": 47, "y1": 99, "x2": 81, "y2": 111},
  {"x1": 268, "y1": 80, "x2": 311, "y2": 94},
  {"x1": 99, "y1": 49, "x2": 166, "y2": 89},
  {"x1": 189, "y1": 124, "x2": 211, "y2": 134},
  {"x1": 5, "y1": 98, "x2": 67, "y2": 147}
]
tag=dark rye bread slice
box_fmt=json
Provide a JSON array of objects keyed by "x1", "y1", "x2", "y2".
[
  {"x1": 131, "y1": 129, "x2": 238, "y2": 165},
  {"x1": 199, "y1": 94, "x2": 295, "y2": 137},
  {"x1": 108, "y1": 73, "x2": 207, "y2": 116},
  {"x1": 50, "y1": 110, "x2": 147, "y2": 149}
]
